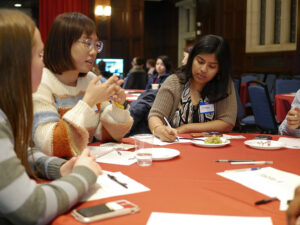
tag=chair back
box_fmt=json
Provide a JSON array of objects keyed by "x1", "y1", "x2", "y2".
[
  {"x1": 265, "y1": 74, "x2": 276, "y2": 102},
  {"x1": 241, "y1": 74, "x2": 257, "y2": 83},
  {"x1": 233, "y1": 79, "x2": 244, "y2": 121},
  {"x1": 256, "y1": 73, "x2": 265, "y2": 81},
  {"x1": 247, "y1": 80, "x2": 278, "y2": 133},
  {"x1": 275, "y1": 79, "x2": 300, "y2": 94}
]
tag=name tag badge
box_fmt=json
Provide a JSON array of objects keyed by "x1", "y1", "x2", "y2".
[{"x1": 199, "y1": 102, "x2": 214, "y2": 114}]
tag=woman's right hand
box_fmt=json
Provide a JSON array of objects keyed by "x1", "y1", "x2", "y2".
[
  {"x1": 154, "y1": 125, "x2": 178, "y2": 142},
  {"x1": 83, "y1": 75, "x2": 120, "y2": 107},
  {"x1": 74, "y1": 148, "x2": 102, "y2": 177}
]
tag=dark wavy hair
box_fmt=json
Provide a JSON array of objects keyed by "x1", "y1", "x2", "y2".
[{"x1": 182, "y1": 34, "x2": 232, "y2": 103}]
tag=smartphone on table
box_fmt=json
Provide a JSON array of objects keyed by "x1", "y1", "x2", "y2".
[
  {"x1": 71, "y1": 200, "x2": 139, "y2": 223},
  {"x1": 252, "y1": 135, "x2": 272, "y2": 140}
]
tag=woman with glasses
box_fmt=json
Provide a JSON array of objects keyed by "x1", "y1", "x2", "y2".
[{"x1": 33, "y1": 12, "x2": 133, "y2": 157}]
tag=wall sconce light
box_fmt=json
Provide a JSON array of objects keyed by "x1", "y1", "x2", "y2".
[{"x1": 95, "y1": 5, "x2": 111, "y2": 16}]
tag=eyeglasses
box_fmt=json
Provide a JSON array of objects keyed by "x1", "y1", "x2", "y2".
[{"x1": 78, "y1": 39, "x2": 104, "y2": 53}]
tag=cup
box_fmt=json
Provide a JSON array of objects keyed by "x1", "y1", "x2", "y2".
[
  {"x1": 151, "y1": 83, "x2": 159, "y2": 90},
  {"x1": 134, "y1": 134, "x2": 153, "y2": 166}
]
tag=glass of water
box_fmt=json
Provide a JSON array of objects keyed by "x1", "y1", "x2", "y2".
[{"x1": 134, "y1": 134, "x2": 153, "y2": 167}]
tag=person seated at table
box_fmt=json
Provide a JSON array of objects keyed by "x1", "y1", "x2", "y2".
[
  {"x1": 286, "y1": 186, "x2": 300, "y2": 225},
  {"x1": 123, "y1": 56, "x2": 148, "y2": 89},
  {"x1": 181, "y1": 44, "x2": 194, "y2": 66},
  {"x1": 0, "y1": 9, "x2": 102, "y2": 225},
  {"x1": 146, "y1": 55, "x2": 172, "y2": 89},
  {"x1": 33, "y1": 12, "x2": 133, "y2": 157},
  {"x1": 279, "y1": 90, "x2": 300, "y2": 137},
  {"x1": 146, "y1": 58, "x2": 155, "y2": 77},
  {"x1": 98, "y1": 60, "x2": 112, "y2": 79},
  {"x1": 148, "y1": 35, "x2": 237, "y2": 142}
]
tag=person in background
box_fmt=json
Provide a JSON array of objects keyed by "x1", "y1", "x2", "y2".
[
  {"x1": 279, "y1": 89, "x2": 300, "y2": 137},
  {"x1": 98, "y1": 60, "x2": 112, "y2": 79},
  {"x1": 148, "y1": 35, "x2": 237, "y2": 142},
  {"x1": 146, "y1": 55, "x2": 172, "y2": 89},
  {"x1": 33, "y1": 12, "x2": 133, "y2": 157},
  {"x1": 286, "y1": 186, "x2": 300, "y2": 225},
  {"x1": 0, "y1": 9, "x2": 101, "y2": 225},
  {"x1": 146, "y1": 58, "x2": 155, "y2": 77},
  {"x1": 182, "y1": 44, "x2": 194, "y2": 66},
  {"x1": 123, "y1": 56, "x2": 148, "y2": 89},
  {"x1": 91, "y1": 63, "x2": 107, "y2": 83}
]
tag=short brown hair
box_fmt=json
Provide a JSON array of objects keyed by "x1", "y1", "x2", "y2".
[{"x1": 44, "y1": 12, "x2": 97, "y2": 74}]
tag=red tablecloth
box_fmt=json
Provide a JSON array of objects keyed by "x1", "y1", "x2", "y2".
[
  {"x1": 274, "y1": 94, "x2": 295, "y2": 122},
  {"x1": 52, "y1": 133, "x2": 299, "y2": 225}
]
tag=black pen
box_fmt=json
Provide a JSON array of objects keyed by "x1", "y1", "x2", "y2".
[
  {"x1": 107, "y1": 174, "x2": 128, "y2": 189},
  {"x1": 255, "y1": 197, "x2": 278, "y2": 205}
]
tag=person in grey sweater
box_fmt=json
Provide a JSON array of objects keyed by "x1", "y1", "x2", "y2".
[
  {"x1": 149, "y1": 35, "x2": 237, "y2": 142},
  {"x1": 0, "y1": 9, "x2": 101, "y2": 225}
]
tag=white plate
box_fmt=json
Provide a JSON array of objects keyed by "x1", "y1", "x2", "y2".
[
  {"x1": 244, "y1": 140, "x2": 284, "y2": 150},
  {"x1": 192, "y1": 137, "x2": 230, "y2": 148},
  {"x1": 151, "y1": 148, "x2": 180, "y2": 161}
]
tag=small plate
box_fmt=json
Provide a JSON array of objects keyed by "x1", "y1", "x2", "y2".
[
  {"x1": 151, "y1": 148, "x2": 180, "y2": 161},
  {"x1": 192, "y1": 137, "x2": 230, "y2": 148},
  {"x1": 244, "y1": 140, "x2": 284, "y2": 150}
]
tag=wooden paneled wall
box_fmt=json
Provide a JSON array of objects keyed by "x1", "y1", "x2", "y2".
[
  {"x1": 196, "y1": 0, "x2": 300, "y2": 77},
  {"x1": 95, "y1": 0, "x2": 144, "y2": 73}
]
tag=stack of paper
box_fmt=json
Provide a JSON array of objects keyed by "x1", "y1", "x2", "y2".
[
  {"x1": 147, "y1": 212, "x2": 272, "y2": 225},
  {"x1": 218, "y1": 167, "x2": 300, "y2": 210}
]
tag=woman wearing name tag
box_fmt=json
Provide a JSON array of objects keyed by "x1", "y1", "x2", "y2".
[{"x1": 148, "y1": 35, "x2": 237, "y2": 142}]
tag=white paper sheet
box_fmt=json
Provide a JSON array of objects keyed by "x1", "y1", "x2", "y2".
[
  {"x1": 217, "y1": 167, "x2": 300, "y2": 210},
  {"x1": 278, "y1": 137, "x2": 300, "y2": 149},
  {"x1": 146, "y1": 212, "x2": 273, "y2": 225},
  {"x1": 283, "y1": 93, "x2": 296, "y2": 97},
  {"x1": 223, "y1": 134, "x2": 246, "y2": 139},
  {"x1": 132, "y1": 134, "x2": 246, "y2": 146},
  {"x1": 96, "y1": 150, "x2": 136, "y2": 165},
  {"x1": 82, "y1": 171, "x2": 150, "y2": 201}
]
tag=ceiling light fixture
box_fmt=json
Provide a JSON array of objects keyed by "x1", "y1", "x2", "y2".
[{"x1": 95, "y1": 5, "x2": 111, "y2": 16}]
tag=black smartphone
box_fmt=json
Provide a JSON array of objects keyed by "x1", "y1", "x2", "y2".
[
  {"x1": 252, "y1": 135, "x2": 272, "y2": 140},
  {"x1": 72, "y1": 200, "x2": 139, "y2": 223}
]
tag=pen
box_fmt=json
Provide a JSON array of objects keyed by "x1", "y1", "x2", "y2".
[
  {"x1": 116, "y1": 150, "x2": 122, "y2": 155},
  {"x1": 224, "y1": 167, "x2": 261, "y2": 172},
  {"x1": 163, "y1": 116, "x2": 179, "y2": 141},
  {"x1": 230, "y1": 161, "x2": 273, "y2": 165},
  {"x1": 107, "y1": 174, "x2": 128, "y2": 189},
  {"x1": 255, "y1": 197, "x2": 278, "y2": 205},
  {"x1": 216, "y1": 160, "x2": 256, "y2": 162}
]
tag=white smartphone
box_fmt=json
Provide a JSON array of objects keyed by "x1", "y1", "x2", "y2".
[{"x1": 71, "y1": 200, "x2": 139, "y2": 223}]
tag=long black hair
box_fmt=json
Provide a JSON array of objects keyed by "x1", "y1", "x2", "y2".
[{"x1": 182, "y1": 34, "x2": 232, "y2": 103}]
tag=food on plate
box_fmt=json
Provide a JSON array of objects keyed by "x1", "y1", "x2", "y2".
[{"x1": 204, "y1": 135, "x2": 222, "y2": 144}]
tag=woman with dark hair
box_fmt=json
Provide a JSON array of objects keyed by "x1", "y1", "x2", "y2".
[
  {"x1": 33, "y1": 12, "x2": 133, "y2": 157},
  {"x1": 148, "y1": 35, "x2": 237, "y2": 142},
  {"x1": 0, "y1": 9, "x2": 101, "y2": 224},
  {"x1": 146, "y1": 55, "x2": 172, "y2": 89}
]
